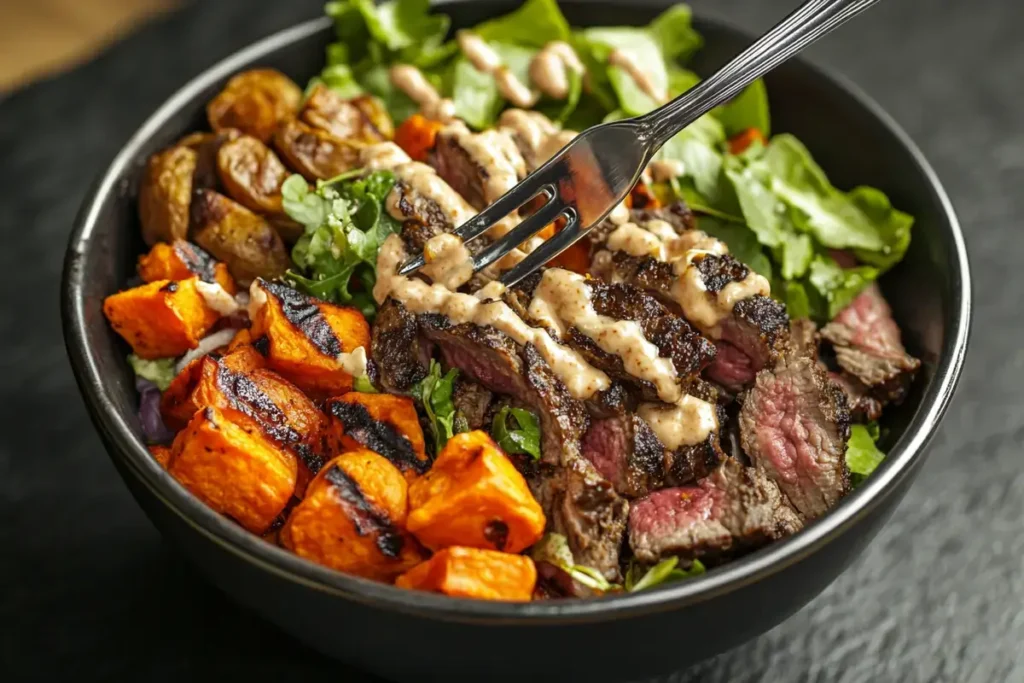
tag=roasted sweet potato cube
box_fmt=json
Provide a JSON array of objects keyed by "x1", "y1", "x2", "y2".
[
  {"x1": 407, "y1": 431, "x2": 546, "y2": 553},
  {"x1": 325, "y1": 393, "x2": 429, "y2": 480},
  {"x1": 215, "y1": 134, "x2": 301, "y2": 241},
  {"x1": 160, "y1": 347, "x2": 266, "y2": 429},
  {"x1": 226, "y1": 327, "x2": 253, "y2": 352},
  {"x1": 395, "y1": 547, "x2": 537, "y2": 601},
  {"x1": 169, "y1": 406, "x2": 298, "y2": 534},
  {"x1": 148, "y1": 444, "x2": 172, "y2": 468},
  {"x1": 103, "y1": 279, "x2": 220, "y2": 359},
  {"x1": 191, "y1": 189, "x2": 290, "y2": 284},
  {"x1": 137, "y1": 240, "x2": 236, "y2": 294},
  {"x1": 206, "y1": 69, "x2": 302, "y2": 142},
  {"x1": 273, "y1": 117, "x2": 364, "y2": 181},
  {"x1": 249, "y1": 278, "x2": 371, "y2": 398},
  {"x1": 300, "y1": 84, "x2": 393, "y2": 142},
  {"x1": 138, "y1": 145, "x2": 196, "y2": 246},
  {"x1": 281, "y1": 450, "x2": 426, "y2": 581}
]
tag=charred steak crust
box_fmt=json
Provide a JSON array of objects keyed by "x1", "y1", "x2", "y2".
[
  {"x1": 452, "y1": 379, "x2": 494, "y2": 431},
  {"x1": 371, "y1": 298, "x2": 429, "y2": 393},
  {"x1": 693, "y1": 253, "x2": 750, "y2": 293},
  {"x1": 739, "y1": 354, "x2": 851, "y2": 520},
  {"x1": 429, "y1": 131, "x2": 489, "y2": 209}
]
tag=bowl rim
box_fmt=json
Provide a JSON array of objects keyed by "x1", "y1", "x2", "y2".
[{"x1": 61, "y1": 2, "x2": 971, "y2": 624}]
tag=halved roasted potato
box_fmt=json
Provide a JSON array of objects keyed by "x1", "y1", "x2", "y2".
[
  {"x1": 300, "y1": 84, "x2": 394, "y2": 142},
  {"x1": 190, "y1": 189, "x2": 290, "y2": 284},
  {"x1": 215, "y1": 134, "x2": 303, "y2": 241},
  {"x1": 138, "y1": 145, "x2": 196, "y2": 246},
  {"x1": 206, "y1": 68, "x2": 302, "y2": 142},
  {"x1": 273, "y1": 118, "x2": 364, "y2": 181}
]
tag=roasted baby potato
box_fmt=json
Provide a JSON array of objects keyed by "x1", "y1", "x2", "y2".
[
  {"x1": 281, "y1": 450, "x2": 426, "y2": 582},
  {"x1": 273, "y1": 118, "x2": 364, "y2": 181},
  {"x1": 138, "y1": 145, "x2": 196, "y2": 246},
  {"x1": 396, "y1": 547, "x2": 537, "y2": 601},
  {"x1": 249, "y1": 279, "x2": 371, "y2": 398},
  {"x1": 300, "y1": 84, "x2": 393, "y2": 142},
  {"x1": 407, "y1": 431, "x2": 546, "y2": 554},
  {"x1": 215, "y1": 134, "x2": 302, "y2": 241},
  {"x1": 137, "y1": 240, "x2": 236, "y2": 294},
  {"x1": 103, "y1": 279, "x2": 220, "y2": 359},
  {"x1": 178, "y1": 128, "x2": 242, "y2": 190},
  {"x1": 206, "y1": 68, "x2": 302, "y2": 142},
  {"x1": 326, "y1": 393, "x2": 429, "y2": 480},
  {"x1": 191, "y1": 189, "x2": 290, "y2": 284},
  {"x1": 168, "y1": 405, "x2": 298, "y2": 534}
]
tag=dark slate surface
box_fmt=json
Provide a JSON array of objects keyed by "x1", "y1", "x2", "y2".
[{"x1": 1, "y1": 0, "x2": 1021, "y2": 680}]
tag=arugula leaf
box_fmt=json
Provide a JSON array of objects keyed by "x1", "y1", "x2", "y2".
[
  {"x1": 625, "y1": 557, "x2": 706, "y2": 592},
  {"x1": 283, "y1": 171, "x2": 400, "y2": 315},
  {"x1": 714, "y1": 79, "x2": 771, "y2": 137},
  {"x1": 353, "y1": 0, "x2": 448, "y2": 52},
  {"x1": 491, "y1": 406, "x2": 542, "y2": 460},
  {"x1": 451, "y1": 57, "x2": 504, "y2": 129},
  {"x1": 724, "y1": 161, "x2": 789, "y2": 248},
  {"x1": 775, "y1": 231, "x2": 814, "y2": 280},
  {"x1": 584, "y1": 26, "x2": 667, "y2": 115},
  {"x1": 807, "y1": 254, "x2": 879, "y2": 319},
  {"x1": 848, "y1": 186, "x2": 913, "y2": 270},
  {"x1": 668, "y1": 177, "x2": 744, "y2": 223},
  {"x1": 566, "y1": 565, "x2": 615, "y2": 592},
  {"x1": 353, "y1": 375, "x2": 379, "y2": 393},
  {"x1": 847, "y1": 423, "x2": 886, "y2": 485},
  {"x1": 648, "y1": 4, "x2": 703, "y2": 63},
  {"x1": 474, "y1": 0, "x2": 571, "y2": 47},
  {"x1": 781, "y1": 280, "x2": 813, "y2": 320},
  {"x1": 411, "y1": 360, "x2": 459, "y2": 454},
  {"x1": 128, "y1": 355, "x2": 176, "y2": 391}
]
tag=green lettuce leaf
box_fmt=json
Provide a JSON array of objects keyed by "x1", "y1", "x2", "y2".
[
  {"x1": 354, "y1": 0, "x2": 448, "y2": 52},
  {"x1": 847, "y1": 423, "x2": 886, "y2": 485},
  {"x1": 474, "y1": 0, "x2": 570, "y2": 46},
  {"x1": 697, "y1": 217, "x2": 772, "y2": 280},
  {"x1": 849, "y1": 186, "x2": 913, "y2": 270},
  {"x1": 648, "y1": 4, "x2": 703, "y2": 62},
  {"x1": 357, "y1": 64, "x2": 422, "y2": 124},
  {"x1": 775, "y1": 231, "x2": 813, "y2": 280},
  {"x1": 536, "y1": 67, "x2": 583, "y2": 124},
  {"x1": 583, "y1": 26, "x2": 666, "y2": 115},
  {"x1": 491, "y1": 406, "x2": 542, "y2": 460},
  {"x1": 714, "y1": 79, "x2": 771, "y2": 137},
  {"x1": 781, "y1": 280, "x2": 813, "y2": 320},
  {"x1": 807, "y1": 254, "x2": 879, "y2": 319},
  {"x1": 451, "y1": 57, "x2": 504, "y2": 129},
  {"x1": 625, "y1": 557, "x2": 706, "y2": 592},
  {"x1": 128, "y1": 355, "x2": 176, "y2": 391},
  {"x1": 411, "y1": 360, "x2": 459, "y2": 454}
]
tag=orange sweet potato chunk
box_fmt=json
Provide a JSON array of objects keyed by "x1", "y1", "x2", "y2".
[
  {"x1": 160, "y1": 346, "x2": 265, "y2": 429},
  {"x1": 281, "y1": 450, "x2": 426, "y2": 581},
  {"x1": 137, "y1": 240, "x2": 236, "y2": 294},
  {"x1": 249, "y1": 279, "x2": 370, "y2": 398},
  {"x1": 169, "y1": 406, "x2": 297, "y2": 534},
  {"x1": 103, "y1": 279, "x2": 220, "y2": 359},
  {"x1": 407, "y1": 431, "x2": 545, "y2": 553},
  {"x1": 395, "y1": 547, "x2": 536, "y2": 601},
  {"x1": 148, "y1": 444, "x2": 172, "y2": 468},
  {"x1": 325, "y1": 393, "x2": 429, "y2": 480}
]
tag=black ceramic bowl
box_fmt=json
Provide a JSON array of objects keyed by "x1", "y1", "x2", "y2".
[{"x1": 62, "y1": 1, "x2": 971, "y2": 681}]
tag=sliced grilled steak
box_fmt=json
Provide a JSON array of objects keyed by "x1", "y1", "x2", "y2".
[
  {"x1": 452, "y1": 379, "x2": 494, "y2": 431},
  {"x1": 628, "y1": 458, "x2": 802, "y2": 564},
  {"x1": 830, "y1": 371, "x2": 884, "y2": 422},
  {"x1": 789, "y1": 318, "x2": 819, "y2": 357},
  {"x1": 370, "y1": 298, "x2": 430, "y2": 393},
  {"x1": 738, "y1": 354, "x2": 851, "y2": 520},
  {"x1": 506, "y1": 273, "x2": 717, "y2": 401},
  {"x1": 581, "y1": 412, "x2": 725, "y2": 498},
  {"x1": 820, "y1": 284, "x2": 920, "y2": 405},
  {"x1": 429, "y1": 122, "x2": 526, "y2": 209}
]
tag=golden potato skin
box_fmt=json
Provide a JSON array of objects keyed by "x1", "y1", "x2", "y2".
[
  {"x1": 207, "y1": 69, "x2": 302, "y2": 142},
  {"x1": 138, "y1": 145, "x2": 196, "y2": 246},
  {"x1": 216, "y1": 135, "x2": 289, "y2": 213},
  {"x1": 301, "y1": 85, "x2": 393, "y2": 142},
  {"x1": 180, "y1": 128, "x2": 242, "y2": 190},
  {"x1": 273, "y1": 118, "x2": 364, "y2": 181},
  {"x1": 190, "y1": 189, "x2": 290, "y2": 284}
]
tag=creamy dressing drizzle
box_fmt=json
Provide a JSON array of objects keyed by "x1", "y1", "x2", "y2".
[
  {"x1": 529, "y1": 41, "x2": 585, "y2": 100},
  {"x1": 458, "y1": 32, "x2": 538, "y2": 108},
  {"x1": 648, "y1": 159, "x2": 686, "y2": 183},
  {"x1": 374, "y1": 235, "x2": 611, "y2": 399},
  {"x1": 422, "y1": 233, "x2": 475, "y2": 290},
  {"x1": 637, "y1": 398, "x2": 718, "y2": 450},
  {"x1": 608, "y1": 49, "x2": 667, "y2": 103},
  {"x1": 389, "y1": 65, "x2": 456, "y2": 122},
  {"x1": 195, "y1": 280, "x2": 240, "y2": 315}
]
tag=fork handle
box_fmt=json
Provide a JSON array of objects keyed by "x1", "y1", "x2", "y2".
[{"x1": 640, "y1": 0, "x2": 882, "y2": 147}]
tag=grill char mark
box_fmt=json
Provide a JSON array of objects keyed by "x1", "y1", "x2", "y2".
[
  {"x1": 324, "y1": 465, "x2": 404, "y2": 557},
  {"x1": 328, "y1": 400, "x2": 429, "y2": 475},
  {"x1": 262, "y1": 280, "x2": 342, "y2": 358},
  {"x1": 173, "y1": 241, "x2": 219, "y2": 284},
  {"x1": 694, "y1": 254, "x2": 749, "y2": 293}
]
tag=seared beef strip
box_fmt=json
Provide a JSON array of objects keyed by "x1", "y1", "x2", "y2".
[
  {"x1": 506, "y1": 273, "x2": 717, "y2": 402},
  {"x1": 429, "y1": 126, "x2": 526, "y2": 210},
  {"x1": 789, "y1": 318, "x2": 819, "y2": 357},
  {"x1": 452, "y1": 379, "x2": 494, "y2": 431},
  {"x1": 738, "y1": 354, "x2": 851, "y2": 520},
  {"x1": 370, "y1": 298, "x2": 430, "y2": 393},
  {"x1": 829, "y1": 371, "x2": 884, "y2": 423},
  {"x1": 628, "y1": 458, "x2": 802, "y2": 564},
  {"x1": 820, "y1": 283, "x2": 920, "y2": 405}
]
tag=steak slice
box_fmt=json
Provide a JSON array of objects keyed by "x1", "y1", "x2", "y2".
[
  {"x1": 429, "y1": 122, "x2": 526, "y2": 209},
  {"x1": 581, "y1": 411, "x2": 725, "y2": 499},
  {"x1": 506, "y1": 273, "x2": 717, "y2": 402},
  {"x1": 628, "y1": 458, "x2": 802, "y2": 564},
  {"x1": 829, "y1": 371, "x2": 884, "y2": 423},
  {"x1": 370, "y1": 298, "x2": 430, "y2": 393},
  {"x1": 789, "y1": 318, "x2": 819, "y2": 357},
  {"x1": 452, "y1": 379, "x2": 494, "y2": 431},
  {"x1": 820, "y1": 284, "x2": 920, "y2": 405},
  {"x1": 738, "y1": 354, "x2": 851, "y2": 520}
]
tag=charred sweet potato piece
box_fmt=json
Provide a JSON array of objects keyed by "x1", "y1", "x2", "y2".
[
  {"x1": 148, "y1": 444, "x2": 172, "y2": 468},
  {"x1": 300, "y1": 84, "x2": 393, "y2": 142},
  {"x1": 215, "y1": 135, "x2": 302, "y2": 241},
  {"x1": 407, "y1": 431, "x2": 546, "y2": 553},
  {"x1": 160, "y1": 346, "x2": 265, "y2": 429},
  {"x1": 103, "y1": 279, "x2": 220, "y2": 359},
  {"x1": 227, "y1": 327, "x2": 254, "y2": 352},
  {"x1": 325, "y1": 393, "x2": 429, "y2": 480},
  {"x1": 396, "y1": 547, "x2": 537, "y2": 601},
  {"x1": 207, "y1": 69, "x2": 302, "y2": 143},
  {"x1": 281, "y1": 450, "x2": 426, "y2": 581},
  {"x1": 394, "y1": 114, "x2": 443, "y2": 162},
  {"x1": 169, "y1": 406, "x2": 297, "y2": 533},
  {"x1": 249, "y1": 279, "x2": 371, "y2": 398},
  {"x1": 273, "y1": 117, "x2": 364, "y2": 181},
  {"x1": 137, "y1": 240, "x2": 236, "y2": 294},
  {"x1": 138, "y1": 145, "x2": 196, "y2": 246},
  {"x1": 191, "y1": 189, "x2": 290, "y2": 284}
]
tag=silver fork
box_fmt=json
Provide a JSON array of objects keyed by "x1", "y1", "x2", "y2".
[{"x1": 399, "y1": 0, "x2": 882, "y2": 287}]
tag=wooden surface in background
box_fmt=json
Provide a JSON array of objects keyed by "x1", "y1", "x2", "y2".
[{"x1": 0, "y1": 0, "x2": 176, "y2": 91}]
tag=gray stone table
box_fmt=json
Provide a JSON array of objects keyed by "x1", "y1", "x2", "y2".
[{"x1": 1, "y1": 0, "x2": 1020, "y2": 681}]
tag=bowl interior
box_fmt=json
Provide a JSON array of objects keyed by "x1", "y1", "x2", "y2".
[{"x1": 63, "y1": 0, "x2": 969, "y2": 620}]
